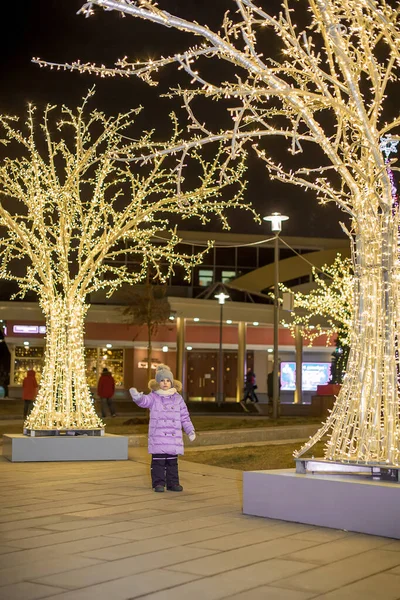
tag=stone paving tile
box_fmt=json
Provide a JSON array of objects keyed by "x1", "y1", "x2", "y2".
[
  {"x1": 194, "y1": 520, "x2": 276, "y2": 536},
  {"x1": 0, "y1": 543, "x2": 22, "y2": 555},
  {"x1": 48, "y1": 505, "x2": 139, "y2": 519},
  {"x1": 94, "y1": 496, "x2": 143, "y2": 507},
  {"x1": 38, "y1": 568, "x2": 200, "y2": 600},
  {"x1": 273, "y1": 548, "x2": 400, "y2": 594},
  {"x1": 284, "y1": 534, "x2": 391, "y2": 565},
  {"x1": 8, "y1": 527, "x2": 139, "y2": 550},
  {"x1": 286, "y1": 529, "x2": 353, "y2": 544},
  {"x1": 0, "y1": 555, "x2": 104, "y2": 588},
  {"x1": 24, "y1": 534, "x2": 140, "y2": 556},
  {"x1": 0, "y1": 516, "x2": 65, "y2": 533},
  {"x1": 0, "y1": 535, "x2": 127, "y2": 568},
  {"x1": 0, "y1": 498, "x2": 45, "y2": 509},
  {"x1": 66, "y1": 506, "x2": 165, "y2": 520},
  {"x1": 40, "y1": 519, "x2": 152, "y2": 538},
  {"x1": 99, "y1": 517, "x2": 257, "y2": 542},
  {"x1": 79, "y1": 533, "x2": 203, "y2": 561},
  {"x1": 0, "y1": 581, "x2": 66, "y2": 600},
  {"x1": 166, "y1": 537, "x2": 318, "y2": 576},
  {"x1": 39, "y1": 518, "x2": 117, "y2": 532},
  {"x1": 140, "y1": 559, "x2": 317, "y2": 600},
  {"x1": 311, "y1": 572, "x2": 400, "y2": 599},
  {"x1": 382, "y1": 540, "x2": 400, "y2": 553},
  {"x1": 33, "y1": 545, "x2": 217, "y2": 589},
  {"x1": 226, "y1": 586, "x2": 315, "y2": 600},
  {"x1": 189, "y1": 522, "x2": 315, "y2": 552},
  {"x1": 0, "y1": 506, "x2": 30, "y2": 516},
  {"x1": 0, "y1": 503, "x2": 103, "y2": 523},
  {"x1": 10, "y1": 496, "x2": 109, "y2": 513},
  {"x1": 0, "y1": 546, "x2": 69, "y2": 570},
  {"x1": 129, "y1": 505, "x2": 242, "y2": 526},
  {"x1": 0, "y1": 528, "x2": 59, "y2": 542}
]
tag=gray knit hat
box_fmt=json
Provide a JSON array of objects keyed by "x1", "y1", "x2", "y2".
[{"x1": 155, "y1": 364, "x2": 174, "y2": 385}]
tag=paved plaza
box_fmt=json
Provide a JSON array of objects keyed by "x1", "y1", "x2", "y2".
[{"x1": 1, "y1": 448, "x2": 400, "y2": 599}]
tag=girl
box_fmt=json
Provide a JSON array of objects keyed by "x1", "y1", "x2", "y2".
[{"x1": 130, "y1": 364, "x2": 196, "y2": 492}]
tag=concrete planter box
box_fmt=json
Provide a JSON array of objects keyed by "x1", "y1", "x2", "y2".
[
  {"x1": 243, "y1": 469, "x2": 400, "y2": 539},
  {"x1": 3, "y1": 433, "x2": 128, "y2": 462}
]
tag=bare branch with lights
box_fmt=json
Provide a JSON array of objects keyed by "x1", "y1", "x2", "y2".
[{"x1": 281, "y1": 255, "x2": 353, "y2": 347}]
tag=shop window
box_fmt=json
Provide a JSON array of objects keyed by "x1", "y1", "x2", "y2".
[
  {"x1": 86, "y1": 347, "x2": 125, "y2": 387},
  {"x1": 13, "y1": 345, "x2": 124, "y2": 388},
  {"x1": 99, "y1": 348, "x2": 124, "y2": 387},
  {"x1": 198, "y1": 269, "x2": 213, "y2": 287},
  {"x1": 13, "y1": 346, "x2": 44, "y2": 385},
  {"x1": 85, "y1": 347, "x2": 99, "y2": 387}
]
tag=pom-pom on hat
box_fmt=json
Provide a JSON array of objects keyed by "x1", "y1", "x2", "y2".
[{"x1": 155, "y1": 364, "x2": 174, "y2": 384}]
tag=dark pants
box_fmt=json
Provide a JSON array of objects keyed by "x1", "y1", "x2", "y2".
[
  {"x1": 242, "y1": 385, "x2": 258, "y2": 403},
  {"x1": 23, "y1": 400, "x2": 34, "y2": 419},
  {"x1": 151, "y1": 454, "x2": 179, "y2": 488},
  {"x1": 100, "y1": 397, "x2": 116, "y2": 417}
]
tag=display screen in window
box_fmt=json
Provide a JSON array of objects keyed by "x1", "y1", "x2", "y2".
[{"x1": 280, "y1": 362, "x2": 331, "y2": 391}]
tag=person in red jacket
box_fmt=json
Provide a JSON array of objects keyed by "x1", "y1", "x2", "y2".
[
  {"x1": 23, "y1": 370, "x2": 38, "y2": 419},
  {"x1": 97, "y1": 368, "x2": 116, "y2": 418}
]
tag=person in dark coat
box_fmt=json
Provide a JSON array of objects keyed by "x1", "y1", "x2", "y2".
[
  {"x1": 267, "y1": 369, "x2": 281, "y2": 404},
  {"x1": 22, "y1": 369, "x2": 38, "y2": 419},
  {"x1": 242, "y1": 367, "x2": 258, "y2": 403},
  {"x1": 97, "y1": 368, "x2": 116, "y2": 417}
]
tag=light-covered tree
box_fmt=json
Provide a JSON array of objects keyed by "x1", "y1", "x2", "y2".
[
  {"x1": 42, "y1": 0, "x2": 400, "y2": 464},
  {"x1": 281, "y1": 255, "x2": 353, "y2": 347},
  {"x1": 0, "y1": 91, "x2": 249, "y2": 433},
  {"x1": 281, "y1": 254, "x2": 353, "y2": 383}
]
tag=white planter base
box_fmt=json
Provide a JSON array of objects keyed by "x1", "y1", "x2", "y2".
[
  {"x1": 3, "y1": 434, "x2": 128, "y2": 462},
  {"x1": 243, "y1": 469, "x2": 400, "y2": 539}
]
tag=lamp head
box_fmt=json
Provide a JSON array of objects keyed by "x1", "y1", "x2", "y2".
[
  {"x1": 263, "y1": 212, "x2": 289, "y2": 232},
  {"x1": 214, "y1": 292, "x2": 230, "y2": 305}
]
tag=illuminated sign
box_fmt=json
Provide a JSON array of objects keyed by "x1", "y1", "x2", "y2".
[
  {"x1": 280, "y1": 362, "x2": 331, "y2": 391},
  {"x1": 13, "y1": 325, "x2": 47, "y2": 334}
]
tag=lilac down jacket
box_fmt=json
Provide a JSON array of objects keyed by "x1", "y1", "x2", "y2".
[{"x1": 131, "y1": 389, "x2": 195, "y2": 455}]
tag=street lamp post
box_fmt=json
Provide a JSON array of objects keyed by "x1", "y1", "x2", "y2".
[
  {"x1": 263, "y1": 212, "x2": 289, "y2": 419},
  {"x1": 215, "y1": 292, "x2": 229, "y2": 404}
]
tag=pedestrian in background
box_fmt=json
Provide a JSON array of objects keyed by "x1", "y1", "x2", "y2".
[
  {"x1": 23, "y1": 369, "x2": 38, "y2": 419},
  {"x1": 97, "y1": 367, "x2": 116, "y2": 417},
  {"x1": 242, "y1": 367, "x2": 259, "y2": 403}
]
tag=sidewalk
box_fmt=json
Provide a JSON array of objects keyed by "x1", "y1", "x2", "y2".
[{"x1": 1, "y1": 447, "x2": 400, "y2": 599}]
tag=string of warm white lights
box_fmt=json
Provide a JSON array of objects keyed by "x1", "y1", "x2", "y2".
[
  {"x1": 281, "y1": 255, "x2": 353, "y2": 348},
  {"x1": 44, "y1": 0, "x2": 400, "y2": 464},
  {"x1": 0, "y1": 91, "x2": 251, "y2": 432}
]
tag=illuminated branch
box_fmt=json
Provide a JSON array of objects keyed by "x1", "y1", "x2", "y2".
[{"x1": 281, "y1": 255, "x2": 353, "y2": 347}]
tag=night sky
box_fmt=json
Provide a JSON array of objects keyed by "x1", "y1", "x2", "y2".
[{"x1": 0, "y1": 0, "x2": 350, "y2": 239}]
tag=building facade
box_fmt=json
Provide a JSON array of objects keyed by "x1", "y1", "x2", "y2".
[{"x1": 1, "y1": 232, "x2": 350, "y2": 403}]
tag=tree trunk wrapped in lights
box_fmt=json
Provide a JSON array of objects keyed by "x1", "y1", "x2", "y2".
[
  {"x1": 45, "y1": 0, "x2": 400, "y2": 462},
  {"x1": 32, "y1": 296, "x2": 97, "y2": 431},
  {"x1": 0, "y1": 92, "x2": 250, "y2": 433}
]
